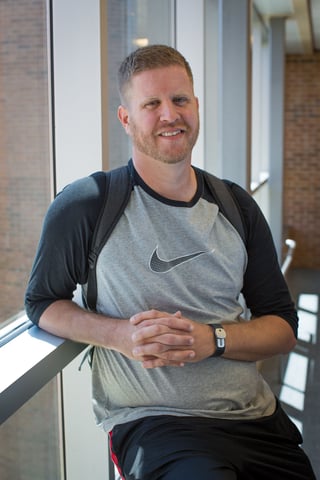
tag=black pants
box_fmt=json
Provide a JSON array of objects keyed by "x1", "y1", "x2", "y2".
[{"x1": 110, "y1": 402, "x2": 316, "y2": 480}]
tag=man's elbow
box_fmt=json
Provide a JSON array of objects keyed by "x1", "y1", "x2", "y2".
[{"x1": 281, "y1": 329, "x2": 297, "y2": 355}]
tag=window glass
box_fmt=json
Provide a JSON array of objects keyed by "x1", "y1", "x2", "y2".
[
  {"x1": 0, "y1": 378, "x2": 61, "y2": 480},
  {"x1": 0, "y1": 0, "x2": 52, "y2": 328},
  {"x1": 0, "y1": 2, "x2": 61, "y2": 479}
]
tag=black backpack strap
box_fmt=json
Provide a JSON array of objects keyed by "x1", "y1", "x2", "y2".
[
  {"x1": 202, "y1": 171, "x2": 247, "y2": 245},
  {"x1": 86, "y1": 164, "x2": 133, "y2": 311}
]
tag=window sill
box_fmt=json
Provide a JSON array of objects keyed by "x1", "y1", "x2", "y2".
[{"x1": 0, "y1": 323, "x2": 86, "y2": 424}]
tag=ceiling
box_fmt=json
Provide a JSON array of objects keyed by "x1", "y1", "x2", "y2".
[{"x1": 253, "y1": 0, "x2": 320, "y2": 54}]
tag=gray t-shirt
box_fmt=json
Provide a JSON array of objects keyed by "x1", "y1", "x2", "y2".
[{"x1": 91, "y1": 184, "x2": 275, "y2": 432}]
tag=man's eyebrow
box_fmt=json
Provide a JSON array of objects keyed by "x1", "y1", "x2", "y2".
[{"x1": 141, "y1": 96, "x2": 160, "y2": 105}]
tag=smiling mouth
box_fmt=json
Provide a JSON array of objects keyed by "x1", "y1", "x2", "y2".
[{"x1": 159, "y1": 129, "x2": 184, "y2": 137}]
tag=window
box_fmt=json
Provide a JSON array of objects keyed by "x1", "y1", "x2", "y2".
[
  {"x1": 0, "y1": 0, "x2": 52, "y2": 329},
  {"x1": 0, "y1": 378, "x2": 62, "y2": 480},
  {"x1": 0, "y1": 2, "x2": 62, "y2": 478}
]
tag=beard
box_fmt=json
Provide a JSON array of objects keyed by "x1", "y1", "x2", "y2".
[{"x1": 129, "y1": 119, "x2": 200, "y2": 165}]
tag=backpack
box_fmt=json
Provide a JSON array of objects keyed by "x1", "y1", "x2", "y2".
[{"x1": 85, "y1": 163, "x2": 247, "y2": 312}]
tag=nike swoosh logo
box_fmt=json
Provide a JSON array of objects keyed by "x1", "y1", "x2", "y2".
[{"x1": 149, "y1": 246, "x2": 214, "y2": 273}]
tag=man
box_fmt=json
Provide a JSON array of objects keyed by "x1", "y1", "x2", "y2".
[{"x1": 25, "y1": 45, "x2": 315, "y2": 479}]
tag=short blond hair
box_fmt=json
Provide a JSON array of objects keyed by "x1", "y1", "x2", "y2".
[{"x1": 118, "y1": 44, "x2": 194, "y2": 103}]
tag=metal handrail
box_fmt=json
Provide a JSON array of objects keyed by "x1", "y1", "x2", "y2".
[{"x1": 281, "y1": 239, "x2": 296, "y2": 276}]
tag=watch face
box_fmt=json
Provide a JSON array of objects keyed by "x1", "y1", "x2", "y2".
[
  {"x1": 215, "y1": 327, "x2": 226, "y2": 339},
  {"x1": 209, "y1": 324, "x2": 226, "y2": 357}
]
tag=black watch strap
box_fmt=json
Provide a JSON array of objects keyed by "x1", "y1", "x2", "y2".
[{"x1": 209, "y1": 324, "x2": 226, "y2": 357}]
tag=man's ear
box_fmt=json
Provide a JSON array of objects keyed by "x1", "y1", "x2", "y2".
[{"x1": 118, "y1": 105, "x2": 130, "y2": 134}]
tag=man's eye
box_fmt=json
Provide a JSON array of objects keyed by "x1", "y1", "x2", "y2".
[
  {"x1": 145, "y1": 100, "x2": 159, "y2": 108},
  {"x1": 174, "y1": 96, "x2": 188, "y2": 105}
]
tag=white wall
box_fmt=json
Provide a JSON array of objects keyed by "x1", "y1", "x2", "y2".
[{"x1": 52, "y1": 0, "x2": 103, "y2": 192}]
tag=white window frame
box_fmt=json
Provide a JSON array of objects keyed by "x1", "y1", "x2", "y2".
[{"x1": 251, "y1": 7, "x2": 270, "y2": 192}]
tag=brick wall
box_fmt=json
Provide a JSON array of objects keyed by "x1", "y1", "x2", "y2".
[
  {"x1": 0, "y1": 0, "x2": 51, "y2": 323},
  {"x1": 283, "y1": 53, "x2": 320, "y2": 269}
]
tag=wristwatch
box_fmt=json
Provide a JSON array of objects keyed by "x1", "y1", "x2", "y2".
[{"x1": 209, "y1": 324, "x2": 226, "y2": 357}]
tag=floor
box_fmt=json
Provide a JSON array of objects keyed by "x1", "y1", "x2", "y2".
[{"x1": 283, "y1": 267, "x2": 320, "y2": 478}]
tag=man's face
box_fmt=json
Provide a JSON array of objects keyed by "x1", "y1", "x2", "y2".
[{"x1": 118, "y1": 65, "x2": 199, "y2": 165}]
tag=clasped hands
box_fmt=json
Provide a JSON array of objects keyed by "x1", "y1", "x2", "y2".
[{"x1": 128, "y1": 309, "x2": 214, "y2": 368}]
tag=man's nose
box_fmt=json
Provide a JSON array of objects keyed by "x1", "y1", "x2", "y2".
[{"x1": 159, "y1": 101, "x2": 180, "y2": 123}]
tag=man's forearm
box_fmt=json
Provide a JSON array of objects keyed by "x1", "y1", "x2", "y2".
[
  {"x1": 220, "y1": 315, "x2": 297, "y2": 362},
  {"x1": 39, "y1": 299, "x2": 131, "y2": 351}
]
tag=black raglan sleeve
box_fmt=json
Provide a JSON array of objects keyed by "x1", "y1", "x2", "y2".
[
  {"x1": 230, "y1": 183, "x2": 299, "y2": 337},
  {"x1": 25, "y1": 172, "x2": 106, "y2": 325}
]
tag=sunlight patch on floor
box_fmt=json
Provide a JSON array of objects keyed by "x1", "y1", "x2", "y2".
[
  {"x1": 279, "y1": 293, "x2": 319, "y2": 433},
  {"x1": 297, "y1": 294, "x2": 318, "y2": 344}
]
